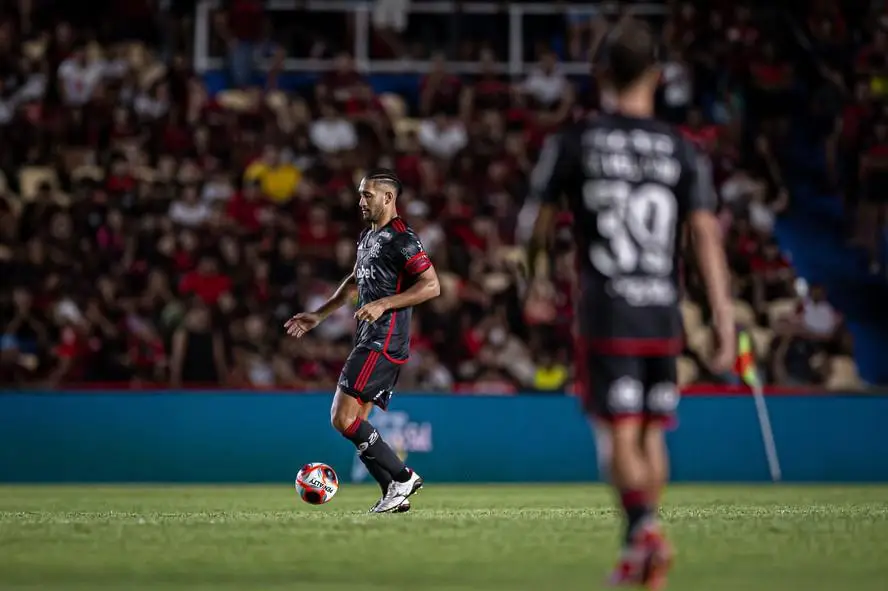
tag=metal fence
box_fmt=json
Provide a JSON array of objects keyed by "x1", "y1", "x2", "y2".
[{"x1": 194, "y1": 0, "x2": 668, "y2": 76}]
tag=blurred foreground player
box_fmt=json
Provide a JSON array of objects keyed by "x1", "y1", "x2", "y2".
[
  {"x1": 285, "y1": 169, "x2": 440, "y2": 513},
  {"x1": 527, "y1": 20, "x2": 735, "y2": 588}
]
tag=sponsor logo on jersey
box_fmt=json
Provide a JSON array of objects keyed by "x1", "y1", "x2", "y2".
[{"x1": 356, "y1": 266, "x2": 377, "y2": 281}]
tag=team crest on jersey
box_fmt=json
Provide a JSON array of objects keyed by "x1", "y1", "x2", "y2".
[
  {"x1": 368, "y1": 242, "x2": 382, "y2": 259},
  {"x1": 378, "y1": 230, "x2": 392, "y2": 243}
]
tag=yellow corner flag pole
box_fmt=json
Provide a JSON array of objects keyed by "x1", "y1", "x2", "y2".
[{"x1": 737, "y1": 330, "x2": 782, "y2": 482}]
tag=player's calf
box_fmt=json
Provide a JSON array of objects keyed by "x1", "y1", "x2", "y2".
[
  {"x1": 355, "y1": 402, "x2": 394, "y2": 498},
  {"x1": 331, "y1": 388, "x2": 411, "y2": 479},
  {"x1": 642, "y1": 420, "x2": 670, "y2": 508},
  {"x1": 339, "y1": 417, "x2": 412, "y2": 481},
  {"x1": 610, "y1": 420, "x2": 656, "y2": 544}
]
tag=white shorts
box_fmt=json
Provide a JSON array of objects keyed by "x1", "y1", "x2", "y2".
[{"x1": 373, "y1": 0, "x2": 409, "y2": 32}]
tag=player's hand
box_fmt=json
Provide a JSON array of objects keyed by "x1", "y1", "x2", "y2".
[
  {"x1": 284, "y1": 312, "x2": 321, "y2": 338},
  {"x1": 354, "y1": 300, "x2": 388, "y2": 323},
  {"x1": 710, "y1": 312, "x2": 736, "y2": 374}
]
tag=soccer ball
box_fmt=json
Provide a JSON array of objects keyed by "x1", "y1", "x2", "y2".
[{"x1": 295, "y1": 463, "x2": 339, "y2": 505}]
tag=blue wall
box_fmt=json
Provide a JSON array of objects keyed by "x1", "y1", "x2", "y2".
[{"x1": 1, "y1": 391, "x2": 886, "y2": 483}]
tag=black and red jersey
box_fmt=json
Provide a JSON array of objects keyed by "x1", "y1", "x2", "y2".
[
  {"x1": 353, "y1": 217, "x2": 431, "y2": 362},
  {"x1": 531, "y1": 113, "x2": 717, "y2": 356}
]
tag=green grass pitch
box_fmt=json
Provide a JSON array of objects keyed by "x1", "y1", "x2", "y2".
[{"x1": 1, "y1": 484, "x2": 886, "y2": 590}]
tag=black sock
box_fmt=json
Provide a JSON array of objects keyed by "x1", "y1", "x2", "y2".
[
  {"x1": 359, "y1": 454, "x2": 392, "y2": 494},
  {"x1": 343, "y1": 418, "x2": 411, "y2": 482},
  {"x1": 619, "y1": 489, "x2": 653, "y2": 545}
]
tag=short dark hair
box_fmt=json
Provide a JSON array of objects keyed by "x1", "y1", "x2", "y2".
[
  {"x1": 598, "y1": 19, "x2": 659, "y2": 91},
  {"x1": 363, "y1": 168, "x2": 402, "y2": 197}
]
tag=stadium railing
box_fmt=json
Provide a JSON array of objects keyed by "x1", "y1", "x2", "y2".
[{"x1": 193, "y1": 0, "x2": 668, "y2": 76}]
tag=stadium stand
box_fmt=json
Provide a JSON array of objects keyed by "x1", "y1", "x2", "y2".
[{"x1": 0, "y1": 0, "x2": 882, "y2": 392}]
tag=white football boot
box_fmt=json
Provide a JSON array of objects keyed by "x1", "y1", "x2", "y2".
[
  {"x1": 371, "y1": 470, "x2": 423, "y2": 513},
  {"x1": 369, "y1": 498, "x2": 411, "y2": 513}
]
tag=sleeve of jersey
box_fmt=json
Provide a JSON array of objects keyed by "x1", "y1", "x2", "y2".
[
  {"x1": 399, "y1": 237, "x2": 432, "y2": 276},
  {"x1": 528, "y1": 132, "x2": 572, "y2": 205},
  {"x1": 684, "y1": 143, "x2": 718, "y2": 212}
]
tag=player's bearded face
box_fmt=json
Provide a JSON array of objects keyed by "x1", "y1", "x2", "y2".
[
  {"x1": 359, "y1": 196, "x2": 377, "y2": 221},
  {"x1": 358, "y1": 181, "x2": 386, "y2": 222}
]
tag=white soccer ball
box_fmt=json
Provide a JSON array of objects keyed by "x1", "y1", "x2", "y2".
[{"x1": 295, "y1": 463, "x2": 339, "y2": 505}]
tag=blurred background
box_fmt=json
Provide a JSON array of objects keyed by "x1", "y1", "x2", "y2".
[{"x1": 1, "y1": 0, "x2": 887, "y2": 396}]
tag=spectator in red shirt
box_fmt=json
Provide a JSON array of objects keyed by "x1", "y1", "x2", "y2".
[
  {"x1": 48, "y1": 300, "x2": 89, "y2": 386},
  {"x1": 395, "y1": 132, "x2": 423, "y2": 189},
  {"x1": 126, "y1": 315, "x2": 166, "y2": 384},
  {"x1": 317, "y1": 52, "x2": 364, "y2": 107},
  {"x1": 95, "y1": 209, "x2": 127, "y2": 259},
  {"x1": 344, "y1": 82, "x2": 391, "y2": 150},
  {"x1": 179, "y1": 255, "x2": 232, "y2": 306},
  {"x1": 226, "y1": 179, "x2": 271, "y2": 234},
  {"x1": 344, "y1": 83, "x2": 386, "y2": 120},
  {"x1": 105, "y1": 154, "x2": 136, "y2": 198},
  {"x1": 750, "y1": 240, "x2": 794, "y2": 322},
  {"x1": 461, "y1": 49, "x2": 510, "y2": 118},
  {"x1": 680, "y1": 107, "x2": 719, "y2": 153},
  {"x1": 420, "y1": 53, "x2": 462, "y2": 116},
  {"x1": 299, "y1": 204, "x2": 339, "y2": 260},
  {"x1": 748, "y1": 41, "x2": 794, "y2": 121}
]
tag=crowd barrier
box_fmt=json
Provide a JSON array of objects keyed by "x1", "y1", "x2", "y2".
[{"x1": 1, "y1": 390, "x2": 886, "y2": 483}]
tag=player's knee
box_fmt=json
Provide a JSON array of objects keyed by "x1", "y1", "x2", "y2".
[
  {"x1": 330, "y1": 400, "x2": 358, "y2": 434},
  {"x1": 610, "y1": 421, "x2": 644, "y2": 454},
  {"x1": 330, "y1": 388, "x2": 363, "y2": 434},
  {"x1": 330, "y1": 412, "x2": 358, "y2": 435}
]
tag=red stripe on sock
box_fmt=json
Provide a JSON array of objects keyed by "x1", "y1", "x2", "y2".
[
  {"x1": 344, "y1": 418, "x2": 362, "y2": 437},
  {"x1": 355, "y1": 352, "x2": 379, "y2": 392},
  {"x1": 620, "y1": 490, "x2": 649, "y2": 508}
]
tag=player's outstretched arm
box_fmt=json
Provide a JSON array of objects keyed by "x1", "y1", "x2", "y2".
[
  {"x1": 683, "y1": 143, "x2": 735, "y2": 372},
  {"x1": 688, "y1": 210, "x2": 735, "y2": 372},
  {"x1": 522, "y1": 132, "x2": 573, "y2": 277},
  {"x1": 526, "y1": 202, "x2": 557, "y2": 278},
  {"x1": 284, "y1": 271, "x2": 357, "y2": 337},
  {"x1": 355, "y1": 265, "x2": 440, "y2": 323}
]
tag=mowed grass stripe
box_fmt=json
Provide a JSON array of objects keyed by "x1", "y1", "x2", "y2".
[{"x1": 0, "y1": 485, "x2": 886, "y2": 591}]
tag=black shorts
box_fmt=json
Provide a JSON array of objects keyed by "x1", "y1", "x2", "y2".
[
  {"x1": 338, "y1": 347, "x2": 402, "y2": 410},
  {"x1": 575, "y1": 349, "x2": 680, "y2": 425}
]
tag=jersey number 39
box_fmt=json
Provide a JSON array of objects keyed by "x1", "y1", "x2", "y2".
[{"x1": 583, "y1": 180, "x2": 678, "y2": 277}]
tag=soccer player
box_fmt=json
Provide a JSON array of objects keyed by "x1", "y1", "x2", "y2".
[
  {"x1": 285, "y1": 169, "x2": 440, "y2": 513},
  {"x1": 526, "y1": 20, "x2": 735, "y2": 588}
]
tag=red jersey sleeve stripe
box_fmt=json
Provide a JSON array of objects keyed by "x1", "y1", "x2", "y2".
[{"x1": 404, "y1": 252, "x2": 431, "y2": 275}]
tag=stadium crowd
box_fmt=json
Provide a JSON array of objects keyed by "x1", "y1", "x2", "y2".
[{"x1": 0, "y1": 0, "x2": 873, "y2": 392}]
